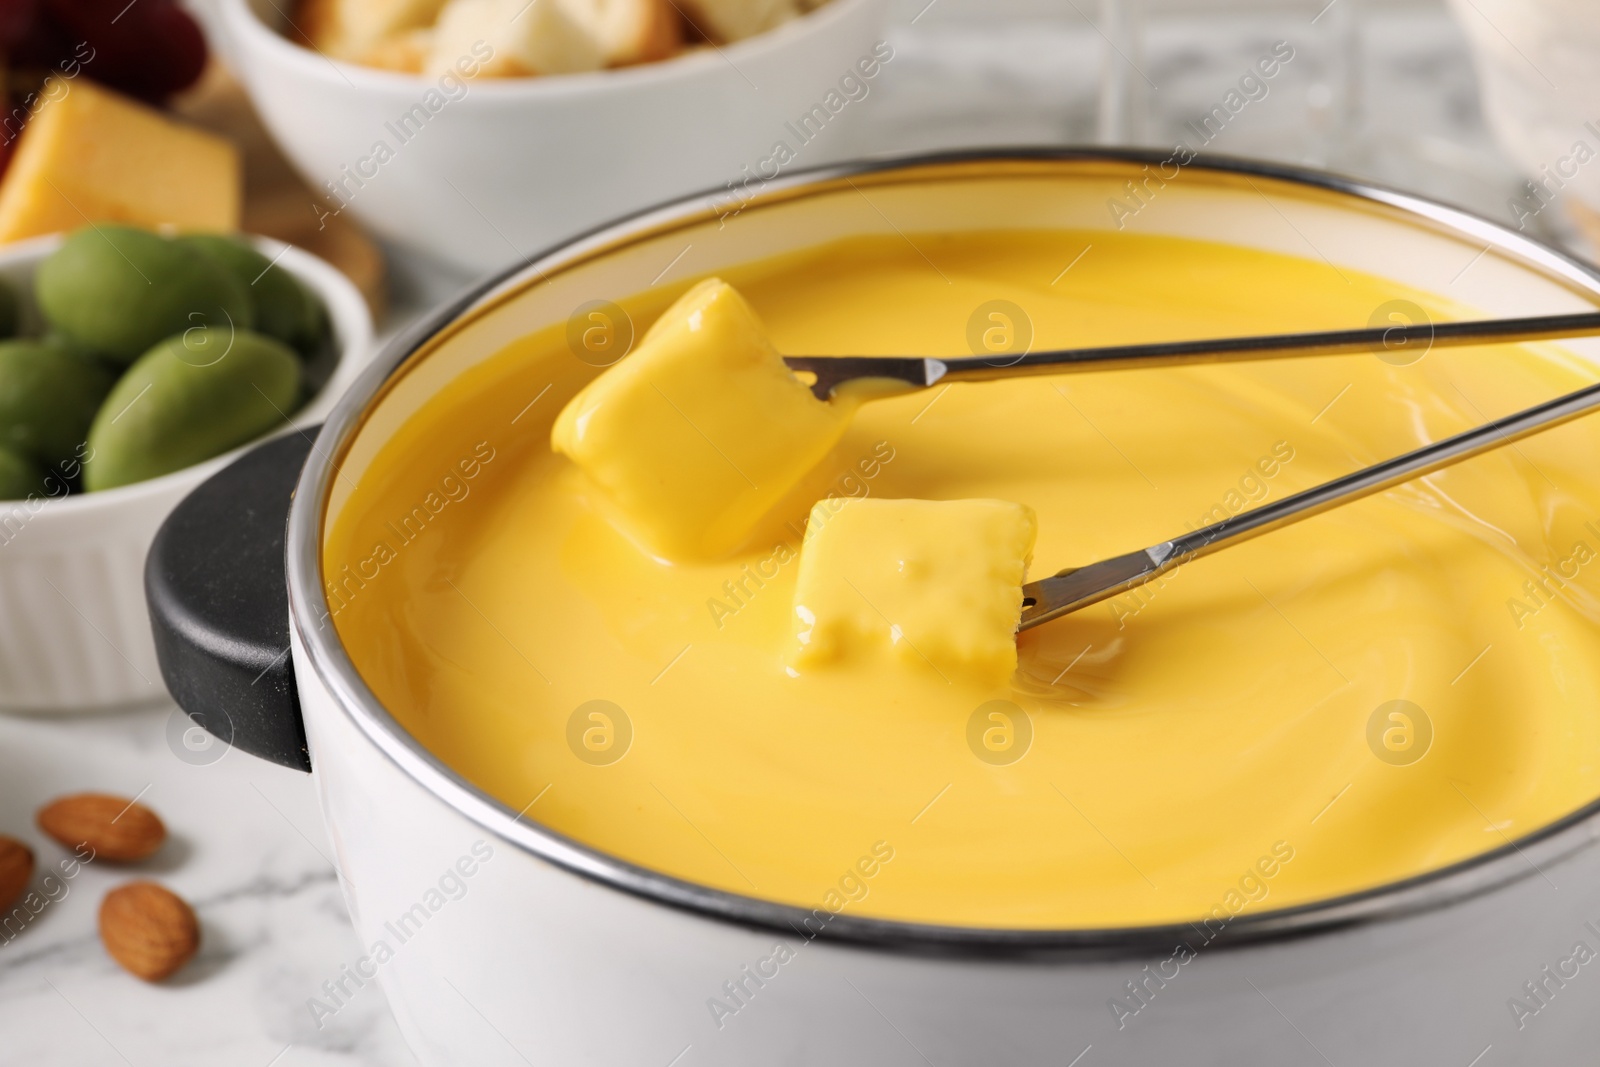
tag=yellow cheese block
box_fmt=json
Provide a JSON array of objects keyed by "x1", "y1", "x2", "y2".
[
  {"x1": 552, "y1": 278, "x2": 857, "y2": 561},
  {"x1": 789, "y1": 497, "x2": 1038, "y2": 685},
  {"x1": 0, "y1": 77, "x2": 241, "y2": 243}
]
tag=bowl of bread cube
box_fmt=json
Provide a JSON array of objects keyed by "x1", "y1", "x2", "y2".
[{"x1": 217, "y1": 0, "x2": 893, "y2": 271}]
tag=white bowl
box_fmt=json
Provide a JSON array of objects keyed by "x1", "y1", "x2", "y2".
[
  {"x1": 0, "y1": 234, "x2": 374, "y2": 713},
  {"x1": 214, "y1": 0, "x2": 892, "y2": 272}
]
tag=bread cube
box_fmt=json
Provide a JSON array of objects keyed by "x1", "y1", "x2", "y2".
[
  {"x1": 299, "y1": 0, "x2": 450, "y2": 60},
  {"x1": 679, "y1": 0, "x2": 799, "y2": 41},
  {"x1": 789, "y1": 498, "x2": 1038, "y2": 686},
  {"x1": 426, "y1": 0, "x2": 603, "y2": 77},
  {"x1": 552, "y1": 279, "x2": 856, "y2": 561},
  {"x1": 357, "y1": 28, "x2": 435, "y2": 73},
  {"x1": 561, "y1": 0, "x2": 681, "y2": 65}
]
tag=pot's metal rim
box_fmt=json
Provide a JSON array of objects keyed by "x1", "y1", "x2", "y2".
[{"x1": 287, "y1": 147, "x2": 1600, "y2": 956}]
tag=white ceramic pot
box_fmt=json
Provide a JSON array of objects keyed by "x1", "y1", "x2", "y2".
[
  {"x1": 155, "y1": 153, "x2": 1600, "y2": 1063},
  {"x1": 213, "y1": 0, "x2": 893, "y2": 273},
  {"x1": 0, "y1": 235, "x2": 372, "y2": 713}
]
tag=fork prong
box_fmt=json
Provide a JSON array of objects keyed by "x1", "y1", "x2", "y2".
[
  {"x1": 1019, "y1": 549, "x2": 1164, "y2": 631},
  {"x1": 783, "y1": 355, "x2": 938, "y2": 399}
]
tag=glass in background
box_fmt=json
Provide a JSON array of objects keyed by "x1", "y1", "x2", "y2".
[
  {"x1": 854, "y1": 0, "x2": 1551, "y2": 251},
  {"x1": 1447, "y1": 0, "x2": 1600, "y2": 255},
  {"x1": 1094, "y1": 0, "x2": 1536, "y2": 227}
]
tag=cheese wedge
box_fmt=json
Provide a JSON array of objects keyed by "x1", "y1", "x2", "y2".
[
  {"x1": 552, "y1": 278, "x2": 857, "y2": 561},
  {"x1": 0, "y1": 78, "x2": 240, "y2": 242},
  {"x1": 789, "y1": 497, "x2": 1038, "y2": 686}
]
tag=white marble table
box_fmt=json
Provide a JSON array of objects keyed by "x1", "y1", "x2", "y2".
[
  {"x1": 0, "y1": 2, "x2": 1578, "y2": 1063},
  {"x1": 0, "y1": 704, "x2": 422, "y2": 1065}
]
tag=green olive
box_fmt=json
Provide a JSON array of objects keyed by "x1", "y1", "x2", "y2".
[
  {"x1": 0, "y1": 340, "x2": 113, "y2": 469},
  {"x1": 84, "y1": 328, "x2": 302, "y2": 491},
  {"x1": 181, "y1": 234, "x2": 325, "y2": 353},
  {"x1": 35, "y1": 226, "x2": 254, "y2": 364},
  {"x1": 0, "y1": 278, "x2": 20, "y2": 340},
  {"x1": 0, "y1": 445, "x2": 43, "y2": 500}
]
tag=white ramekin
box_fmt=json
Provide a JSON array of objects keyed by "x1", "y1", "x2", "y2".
[
  {"x1": 211, "y1": 0, "x2": 892, "y2": 272},
  {"x1": 0, "y1": 234, "x2": 373, "y2": 713}
]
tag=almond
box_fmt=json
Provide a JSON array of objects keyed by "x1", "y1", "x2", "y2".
[
  {"x1": 0, "y1": 835, "x2": 33, "y2": 913},
  {"x1": 99, "y1": 882, "x2": 199, "y2": 981},
  {"x1": 38, "y1": 793, "x2": 166, "y2": 863}
]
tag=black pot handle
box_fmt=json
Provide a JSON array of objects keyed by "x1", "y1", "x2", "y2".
[{"x1": 145, "y1": 431, "x2": 316, "y2": 772}]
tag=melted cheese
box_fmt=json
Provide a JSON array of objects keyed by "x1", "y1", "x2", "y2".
[{"x1": 326, "y1": 229, "x2": 1600, "y2": 929}]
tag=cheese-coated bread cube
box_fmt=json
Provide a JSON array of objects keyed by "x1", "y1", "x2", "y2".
[
  {"x1": 552, "y1": 278, "x2": 856, "y2": 561},
  {"x1": 789, "y1": 497, "x2": 1037, "y2": 686}
]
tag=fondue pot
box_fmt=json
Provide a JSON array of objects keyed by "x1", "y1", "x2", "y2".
[{"x1": 147, "y1": 152, "x2": 1600, "y2": 1063}]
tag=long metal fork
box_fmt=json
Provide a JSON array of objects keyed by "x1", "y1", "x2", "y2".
[
  {"x1": 785, "y1": 312, "x2": 1600, "y2": 399},
  {"x1": 1018, "y1": 377, "x2": 1600, "y2": 630}
]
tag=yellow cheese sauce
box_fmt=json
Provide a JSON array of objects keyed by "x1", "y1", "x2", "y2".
[{"x1": 326, "y1": 229, "x2": 1600, "y2": 929}]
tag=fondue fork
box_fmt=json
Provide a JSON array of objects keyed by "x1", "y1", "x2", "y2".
[
  {"x1": 785, "y1": 311, "x2": 1600, "y2": 400},
  {"x1": 1017, "y1": 378, "x2": 1600, "y2": 631}
]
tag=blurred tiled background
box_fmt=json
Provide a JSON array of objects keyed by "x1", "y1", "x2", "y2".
[{"x1": 850, "y1": 0, "x2": 1555, "y2": 242}]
